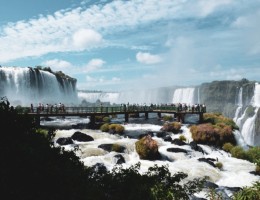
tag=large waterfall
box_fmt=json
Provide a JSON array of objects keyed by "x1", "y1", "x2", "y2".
[
  {"x1": 172, "y1": 87, "x2": 195, "y2": 105},
  {"x1": 235, "y1": 83, "x2": 260, "y2": 146},
  {"x1": 0, "y1": 67, "x2": 78, "y2": 106}
]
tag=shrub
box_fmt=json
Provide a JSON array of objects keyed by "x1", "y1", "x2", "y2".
[
  {"x1": 246, "y1": 147, "x2": 260, "y2": 164},
  {"x1": 231, "y1": 146, "x2": 247, "y2": 160},
  {"x1": 203, "y1": 113, "x2": 238, "y2": 130},
  {"x1": 100, "y1": 123, "x2": 109, "y2": 132},
  {"x1": 103, "y1": 116, "x2": 111, "y2": 123},
  {"x1": 163, "y1": 115, "x2": 173, "y2": 121},
  {"x1": 215, "y1": 162, "x2": 223, "y2": 170},
  {"x1": 161, "y1": 122, "x2": 181, "y2": 133},
  {"x1": 109, "y1": 124, "x2": 125, "y2": 134},
  {"x1": 179, "y1": 135, "x2": 187, "y2": 142},
  {"x1": 222, "y1": 142, "x2": 234, "y2": 152}
]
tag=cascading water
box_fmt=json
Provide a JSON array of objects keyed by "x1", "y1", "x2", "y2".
[
  {"x1": 172, "y1": 88, "x2": 195, "y2": 105},
  {"x1": 238, "y1": 83, "x2": 260, "y2": 146},
  {"x1": 0, "y1": 66, "x2": 78, "y2": 106},
  {"x1": 233, "y1": 87, "x2": 243, "y2": 124}
]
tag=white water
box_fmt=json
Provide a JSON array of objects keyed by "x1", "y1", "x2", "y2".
[
  {"x1": 78, "y1": 91, "x2": 120, "y2": 104},
  {"x1": 233, "y1": 87, "x2": 243, "y2": 123},
  {"x1": 0, "y1": 67, "x2": 78, "y2": 106},
  {"x1": 52, "y1": 121, "x2": 259, "y2": 199},
  {"x1": 235, "y1": 83, "x2": 260, "y2": 146},
  {"x1": 172, "y1": 88, "x2": 195, "y2": 105}
]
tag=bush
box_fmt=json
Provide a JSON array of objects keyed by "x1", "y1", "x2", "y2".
[
  {"x1": 222, "y1": 142, "x2": 234, "y2": 152},
  {"x1": 163, "y1": 115, "x2": 173, "y2": 121},
  {"x1": 203, "y1": 113, "x2": 238, "y2": 130},
  {"x1": 161, "y1": 122, "x2": 181, "y2": 133},
  {"x1": 103, "y1": 116, "x2": 111, "y2": 123},
  {"x1": 231, "y1": 146, "x2": 248, "y2": 160},
  {"x1": 215, "y1": 162, "x2": 223, "y2": 170},
  {"x1": 100, "y1": 123, "x2": 109, "y2": 132},
  {"x1": 179, "y1": 135, "x2": 187, "y2": 142},
  {"x1": 109, "y1": 124, "x2": 125, "y2": 134}
]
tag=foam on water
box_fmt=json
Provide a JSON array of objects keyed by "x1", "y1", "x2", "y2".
[{"x1": 53, "y1": 122, "x2": 259, "y2": 197}]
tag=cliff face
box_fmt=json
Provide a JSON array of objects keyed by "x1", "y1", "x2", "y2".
[{"x1": 199, "y1": 79, "x2": 255, "y2": 118}]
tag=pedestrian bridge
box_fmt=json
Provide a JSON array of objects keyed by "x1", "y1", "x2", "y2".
[{"x1": 26, "y1": 105, "x2": 206, "y2": 128}]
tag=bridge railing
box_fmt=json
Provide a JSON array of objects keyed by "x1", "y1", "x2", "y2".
[{"x1": 23, "y1": 104, "x2": 206, "y2": 114}]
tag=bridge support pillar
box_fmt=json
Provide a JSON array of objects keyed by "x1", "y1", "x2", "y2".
[
  {"x1": 199, "y1": 113, "x2": 203, "y2": 123},
  {"x1": 89, "y1": 115, "x2": 96, "y2": 129},
  {"x1": 34, "y1": 115, "x2": 41, "y2": 127},
  {"x1": 145, "y1": 112, "x2": 149, "y2": 120},
  {"x1": 125, "y1": 113, "x2": 129, "y2": 123},
  {"x1": 157, "y1": 112, "x2": 161, "y2": 118},
  {"x1": 176, "y1": 113, "x2": 185, "y2": 123}
]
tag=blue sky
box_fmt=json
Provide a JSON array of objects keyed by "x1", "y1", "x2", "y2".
[{"x1": 0, "y1": 0, "x2": 260, "y2": 91}]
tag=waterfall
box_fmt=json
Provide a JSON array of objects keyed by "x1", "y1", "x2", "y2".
[
  {"x1": 240, "y1": 108, "x2": 259, "y2": 146},
  {"x1": 0, "y1": 67, "x2": 78, "y2": 106},
  {"x1": 233, "y1": 87, "x2": 243, "y2": 123},
  {"x1": 78, "y1": 92, "x2": 120, "y2": 104},
  {"x1": 172, "y1": 88, "x2": 195, "y2": 105},
  {"x1": 236, "y1": 83, "x2": 260, "y2": 146}
]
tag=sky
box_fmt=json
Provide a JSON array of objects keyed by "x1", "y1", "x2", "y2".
[{"x1": 0, "y1": 0, "x2": 260, "y2": 91}]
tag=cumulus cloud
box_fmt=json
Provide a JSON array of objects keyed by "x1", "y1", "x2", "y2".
[
  {"x1": 83, "y1": 58, "x2": 105, "y2": 72},
  {"x1": 136, "y1": 52, "x2": 162, "y2": 64},
  {"x1": 42, "y1": 59, "x2": 72, "y2": 71},
  {"x1": 72, "y1": 29, "x2": 102, "y2": 50}
]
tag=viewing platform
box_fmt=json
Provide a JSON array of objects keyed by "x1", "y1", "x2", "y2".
[{"x1": 25, "y1": 104, "x2": 206, "y2": 128}]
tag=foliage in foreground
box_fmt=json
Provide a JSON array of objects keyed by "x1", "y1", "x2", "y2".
[{"x1": 1, "y1": 96, "x2": 206, "y2": 200}]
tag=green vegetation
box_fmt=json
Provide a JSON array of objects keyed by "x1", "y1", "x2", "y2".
[
  {"x1": 215, "y1": 162, "x2": 223, "y2": 170},
  {"x1": 232, "y1": 181, "x2": 260, "y2": 200},
  {"x1": 179, "y1": 135, "x2": 187, "y2": 142},
  {"x1": 190, "y1": 113, "x2": 237, "y2": 147},
  {"x1": 100, "y1": 122, "x2": 125, "y2": 134},
  {"x1": 163, "y1": 115, "x2": 173, "y2": 121},
  {"x1": 222, "y1": 142, "x2": 234, "y2": 152},
  {"x1": 161, "y1": 122, "x2": 182, "y2": 133}
]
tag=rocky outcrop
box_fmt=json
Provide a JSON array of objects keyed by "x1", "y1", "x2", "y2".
[{"x1": 198, "y1": 79, "x2": 255, "y2": 118}]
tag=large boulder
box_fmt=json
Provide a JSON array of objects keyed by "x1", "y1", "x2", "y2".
[
  {"x1": 71, "y1": 131, "x2": 94, "y2": 142},
  {"x1": 135, "y1": 135, "x2": 161, "y2": 160}
]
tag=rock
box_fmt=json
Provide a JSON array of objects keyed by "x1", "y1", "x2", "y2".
[
  {"x1": 114, "y1": 154, "x2": 125, "y2": 164},
  {"x1": 190, "y1": 141, "x2": 205, "y2": 154},
  {"x1": 171, "y1": 138, "x2": 186, "y2": 145},
  {"x1": 56, "y1": 137, "x2": 73, "y2": 145},
  {"x1": 98, "y1": 143, "x2": 126, "y2": 153},
  {"x1": 203, "y1": 181, "x2": 218, "y2": 189},
  {"x1": 198, "y1": 158, "x2": 216, "y2": 167},
  {"x1": 163, "y1": 135, "x2": 172, "y2": 142},
  {"x1": 135, "y1": 135, "x2": 161, "y2": 160},
  {"x1": 167, "y1": 148, "x2": 189, "y2": 154},
  {"x1": 71, "y1": 131, "x2": 94, "y2": 142}
]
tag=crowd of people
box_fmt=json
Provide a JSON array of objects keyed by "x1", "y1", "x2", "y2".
[{"x1": 30, "y1": 102, "x2": 66, "y2": 113}]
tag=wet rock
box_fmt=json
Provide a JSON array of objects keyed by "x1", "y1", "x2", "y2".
[
  {"x1": 71, "y1": 131, "x2": 94, "y2": 142},
  {"x1": 171, "y1": 138, "x2": 186, "y2": 146},
  {"x1": 198, "y1": 158, "x2": 216, "y2": 167},
  {"x1": 190, "y1": 141, "x2": 205, "y2": 154},
  {"x1": 114, "y1": 154, "x2": 125, "y2": 164},
  {"x1": 167, "y1": 148, "x2": 189, "y2": 154},
  {"x1": 163, "y1": 135, "x2": 172, "y2": 142},
  {"x1": 98, "y1": 143, "x2": 126, "y2": 153},
  {"x1": 203, "y1": 181, "x2": 218, "y2": 189},
  {"x1": 56, "y1": 137, "x2": 73, "y2": 145}
]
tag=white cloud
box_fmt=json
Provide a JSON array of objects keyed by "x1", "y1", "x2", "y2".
[
  {"x1": 72, "y1": 29, "x2": 102, "y2": 50},
  {"x1": 42, "y1": 59, "x2": 72, "y2": 71},
  {"x1": 198, "y1": 0, "x2": 233, "y2": 17},
  {"x1": 136, "y1": 52, "x2": 162, "y2": 64},
  {"x1": 84, "y1": 58, "x2": 105, "y2": 72}
]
